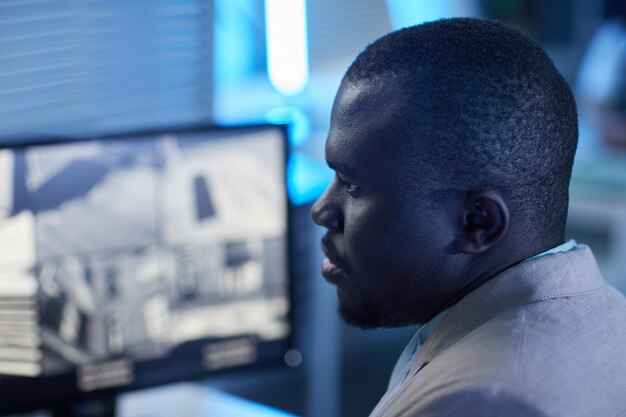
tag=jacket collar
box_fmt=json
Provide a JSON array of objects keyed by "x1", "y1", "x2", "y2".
[{"x1": 415, "y1": 246, "x2": 604, "y2": 365}]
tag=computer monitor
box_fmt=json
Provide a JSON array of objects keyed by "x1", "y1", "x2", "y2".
[{"x1": 0, "y1": 124, "x2": 292, "y2": 415}]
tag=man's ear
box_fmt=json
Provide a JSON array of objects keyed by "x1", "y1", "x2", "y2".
[{"x1": 454, "y1": 189, "x2": 509, "y2": 255}]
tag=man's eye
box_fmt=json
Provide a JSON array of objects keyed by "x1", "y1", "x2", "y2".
[{"x1": 337, "y1": 175, "x2": 360, "y2": 194}]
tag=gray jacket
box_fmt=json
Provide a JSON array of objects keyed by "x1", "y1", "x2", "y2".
[{"x1": 370, "y1": 246, "x2": 626, "y2": 417}]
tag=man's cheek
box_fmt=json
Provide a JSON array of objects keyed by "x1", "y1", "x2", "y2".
[{"x1": 350, "y1": 240, "x2": 388, "y2": 279}]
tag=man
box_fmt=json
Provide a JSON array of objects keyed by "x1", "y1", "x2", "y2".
[{"x1": 311, "y1": 18, "x2": 626, "y2": 417}]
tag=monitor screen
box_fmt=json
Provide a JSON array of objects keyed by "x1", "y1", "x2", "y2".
[{"x1": 0, "y1": 124, "x2": 291, "y2": 414}]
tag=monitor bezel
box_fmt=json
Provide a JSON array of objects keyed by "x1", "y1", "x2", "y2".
[{"x1": 0, "y1": 122, "x2": 295, "y2": 415}]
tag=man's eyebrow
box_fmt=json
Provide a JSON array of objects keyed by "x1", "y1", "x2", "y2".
[{"x1": 327, "y1": 160, "x2": 357, "y2": 177}]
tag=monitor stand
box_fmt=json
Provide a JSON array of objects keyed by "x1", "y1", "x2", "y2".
[{"x1": 50, "y1": 397, "x2": 116, "y2": 417}]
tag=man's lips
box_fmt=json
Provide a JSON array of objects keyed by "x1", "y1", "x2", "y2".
[
  {"x1": 321, "y1": 241, "x2": 346, "y2": 282},
  {"x1": 321, "y1": 257, "x2": 344, "y2": 282}
]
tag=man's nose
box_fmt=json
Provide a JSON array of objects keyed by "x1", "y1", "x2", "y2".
[{"x1": 311, "y1": 190, "x2": 343, "y2": 232}]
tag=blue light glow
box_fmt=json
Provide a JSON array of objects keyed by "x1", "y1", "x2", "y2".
[
  {"x1": 266, "y1": 107, "x2": 311, "y2": 147},
  {"x1": 265, "y1": 0, "x2": 309, "y2": 95},
  {"x1": 214, "y1": 0, "x2": 261, "y2": 83},
  {"x1": 386, "y1": 0, "x2": 481, "y2": 29},
  {"x1": 287, "y1": 151, "x2": 333, "y2": 206}
]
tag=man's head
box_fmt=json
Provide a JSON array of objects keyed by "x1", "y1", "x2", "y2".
[{"x1": 311, "y1": 18, "x2": 578, "y2": 328}]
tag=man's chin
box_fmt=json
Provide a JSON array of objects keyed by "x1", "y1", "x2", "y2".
[
  {"x1": 334, "y1": 287, "x2": 378, "y2": 328},
  {"x1": 338, "y1": 307, "x2": 380, "y2": 329},
  {"x1": 336, "y1": 290, "x2": 422, "y2": 329},
  {"x1": 337, "y1": 298, "x2": 407, "y2": 329}
]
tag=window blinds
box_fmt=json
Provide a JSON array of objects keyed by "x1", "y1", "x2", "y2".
[{"x1": 0, "y1": 0, "x2": 213, "y2": 144}]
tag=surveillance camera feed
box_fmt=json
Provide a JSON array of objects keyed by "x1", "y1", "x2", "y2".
[{"x1": 0, "y1": 125, "x2": 291, "y2": 413}]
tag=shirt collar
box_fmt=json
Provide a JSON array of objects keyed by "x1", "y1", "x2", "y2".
[{"x1": 525, "y1": 239, "x2": 580, "y2": 261}]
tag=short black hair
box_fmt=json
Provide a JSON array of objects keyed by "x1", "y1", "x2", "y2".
[{"x1": 345, "y1": 18, "x2": 578, "y2": 244}]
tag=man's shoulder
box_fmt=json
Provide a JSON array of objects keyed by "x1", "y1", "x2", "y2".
[
  {"x1": 439, "y1": 282, "x2": 626, "y2": 382},
  {"x1": 389, "y1": 384, "x2": 548, "y2": 417},
  {"x1": 389, "y1": 285, "x2": 626, "y2": 417}
]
